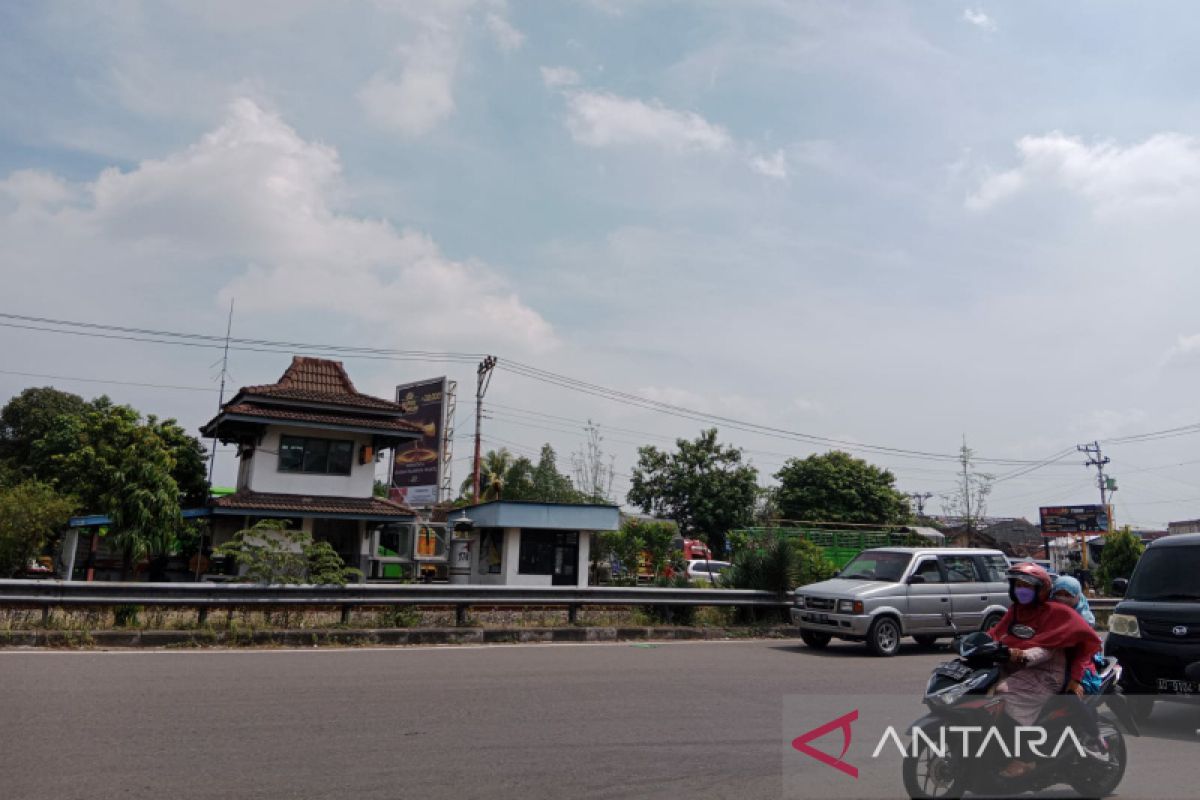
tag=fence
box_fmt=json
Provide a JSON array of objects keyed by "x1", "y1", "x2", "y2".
[{"x1": 0, "y1": 580, "x2": 788, "y2": 627}]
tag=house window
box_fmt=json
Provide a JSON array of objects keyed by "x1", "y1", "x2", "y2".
[
  {"x1": 278, "y1": 435, "x2": 354, "y2": 475},
  {"x1": 518, "y1": 531, "x2": 577, "y2": 578}
]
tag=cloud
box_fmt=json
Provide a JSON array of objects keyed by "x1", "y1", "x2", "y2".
[
  {"x1": 0, "y1": 98, "x2": 556, "y2": 353},
  {"x1": 1163, "y1": 332, "x2": 1200, "y2": 365},
  {"x1": 358, "y1": 2, "x2": 524, "y2": 136},
  {"x1": 749, "y1": 149, "x2": 788, "y2": 179},
  {"x1": 962, "y1": 9, "x2": 997, "y2": 31},
  {"x1": 486, "y1": 11, "x2": 525, "y2": 53},
  {"x1": 540, "y1": 66, "x2": 581, "y2": 89},
  {"x1": 563, "y1": 91, "x2": 733, "y2": 153},
  {"x1": 967, "y1": 132, "x2": 1200, "y2": 214}
]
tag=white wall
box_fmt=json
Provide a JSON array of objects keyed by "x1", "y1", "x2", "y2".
[
  {"x1": 245, "y1": 425, "x2": 375, "y2": 497},
  {"x1": 577, "y1": 533, "x2": 591, "y2": 588}
]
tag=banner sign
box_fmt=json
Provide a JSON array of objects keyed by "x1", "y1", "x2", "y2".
[
  {"x1": 391, "y1": 378, "x2": 447, "y2": 506},
  {"x1": 1039, "y1": 504, "x2": 1111, "y2": 534}
]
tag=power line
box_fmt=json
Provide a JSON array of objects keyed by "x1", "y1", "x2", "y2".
[{"x1": 0, "y1": 368, "x2": 216, "y2": 392}]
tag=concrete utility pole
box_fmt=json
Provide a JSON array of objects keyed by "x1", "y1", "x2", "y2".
[
  {"x1": 471, "y1": 356, "x2": 497, "y2": 503},
  {"x1": 1076, "y1": 440, "x2": 1116, "y2": 570},
  {"x1": 198, "y1": 299, "x2": 234, "y2": 580},
  {"x1": 908, "y1": 492, "x2": 934, "y2": 518}
]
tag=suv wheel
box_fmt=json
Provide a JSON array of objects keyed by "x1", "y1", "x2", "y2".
[
  {"x1": 981, "y1": 611, "x2": 1004, "y2": 632},
  {"x1": 800, "y1": 630, "x2": 832, "y2": 649},
  {"x1": 867, "y1": 616, "x2": 901, "y2": 657}
]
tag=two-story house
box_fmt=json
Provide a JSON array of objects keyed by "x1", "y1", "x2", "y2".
[{"x1": 200, "y1": 356, "x2": 423, "y2": 578}]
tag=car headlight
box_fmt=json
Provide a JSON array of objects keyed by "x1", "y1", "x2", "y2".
[
  {"x1": 837, "y1": 599, "x2": 865, "y2": 614},
  {"x1": 1109, "y1": 613, "x2": 1140, "y2": 638}
]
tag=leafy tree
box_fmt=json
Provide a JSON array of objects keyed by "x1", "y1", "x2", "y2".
[
  {"x1": 627, "y1": 428, "x2": 758, "y2": 555},
  {"x1": 529, "y1": 444, "x2": 579, "y2": 503},
  {"x1": 773, "y1": 450, "x2": 911, "y2": 525},
  {"x1": 147, "y1": 415, "x2": 209, "y2": 507},
  {"x1": 459, "y1": 448, "x2": 535, "y2": 501},
  {"x1": 216, "y1": 520, "x2": 362, "y2": 585},
  {"x1": 0, "y1": 387, "x2": 91, "y2": 479},
  {"x1": 0, "y1": 481, "x2": 76, "y2": 577},
  {"x1": 725, "y1": 534, "x2": 837, "y2": 621},
  {"x1": 1097, "y1": 526, "x2": 1144, "y2": 594},
  {"x1": 373, "y1": 480, "x2": 390, "y2": 498}
]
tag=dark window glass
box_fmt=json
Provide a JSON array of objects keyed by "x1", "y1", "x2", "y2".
[
  {"x1": 1126, "y1": 548, "x2": 1200, "y2": 601},
  {"x1": 278, "y1": 436, "x2": 355, "y2": 475},
  {"x1": 278, "y1": 436, "x2": 305, "y2": 472},
  {"x1": 302, "y1": 438, "x2": 330, "y2": 473},
  {"x1": 519, "y1": 531, "x2": 557, "y2": 575},
  {"x1": 978, "y1": 555, "x2": 1008, "y2": 582},
  {"x1": 328, "y1": 441, "x2": 353, "y2": 475}
]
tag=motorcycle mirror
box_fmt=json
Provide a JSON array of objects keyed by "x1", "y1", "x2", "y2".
[{"x1": 1185, "y1": 662, "x2": 1200, "y2": 683}]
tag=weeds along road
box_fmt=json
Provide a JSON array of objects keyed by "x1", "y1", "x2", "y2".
[{"x1": 1, "y1": 639, "x2": 1194, "y2": 800}]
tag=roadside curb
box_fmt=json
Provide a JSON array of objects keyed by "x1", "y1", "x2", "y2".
[{"x1": 0, "y1": 625, "x2": 804, "y2": 649}]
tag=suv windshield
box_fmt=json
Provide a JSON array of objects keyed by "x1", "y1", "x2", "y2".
[
  {"x1": 1126, "y1": 547, "x2": 1200, "y2": 601},
  {"x1": 838, "y1": 552, "x2": 912, "y2": 582}
]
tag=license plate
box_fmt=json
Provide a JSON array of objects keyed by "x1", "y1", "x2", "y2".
[{"x1": 1158, "y1": 678, "x2": 1198, "y2": 695}]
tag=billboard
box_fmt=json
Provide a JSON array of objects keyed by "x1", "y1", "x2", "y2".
[
  {"x1": 391, "y1": 378, "x2": 447, "y2": 507},
  {"x1": 1039, "y1": 504, "x2": 1112, "y2": 534}
]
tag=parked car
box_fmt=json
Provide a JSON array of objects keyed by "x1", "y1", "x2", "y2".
[
  {"x1": 1104, "y1": 532, "x2": 1200, "y2": 723},
  {"x1": 791, "y1": 547, "x2": 1011, "y2": 656},
  {"x1": 684, "y1": 559, "x2": 731, "y2": 584}
]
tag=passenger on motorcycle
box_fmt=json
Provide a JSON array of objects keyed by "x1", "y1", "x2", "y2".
[{"x1": 987, "y1": 563, "x2": 1103, "y2": 778}]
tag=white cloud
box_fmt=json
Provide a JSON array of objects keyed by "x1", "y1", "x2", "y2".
[
  {"x1": 967, "y1": 132, "x2": 1200, "y2": 214},
  {"x1": 540, "y1": 66, "x2": 581, "y2": 89},
  {"x1": 486, "y1": 11, "x2": 525, "y2": 53},
  {"x1": 749, "y1": 149, "x2": 788, "y2": 179},
  {"x1": 1163, "y1": 332, "x2": 1200, "y2": 364},
  {"x1": 962, "y1": 9, "x2": 996, "y2": 31},
  {"x1": 0, "y1": 99, "x2": 556, "y2": 353},
  {"x1": 563, "y1": 91, "x2": 732, "y2": 153}
]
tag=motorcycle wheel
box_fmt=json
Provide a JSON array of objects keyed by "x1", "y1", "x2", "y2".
[
  {"x1": 1068, "y1": 723, "x2": 1127, "y2": 799},
  {"x1": 902, "y1": 735, "x2": 968, "y2": 799}
]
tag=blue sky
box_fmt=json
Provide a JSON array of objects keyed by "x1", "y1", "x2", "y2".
[{"x1": 5, "y1": 1, "x2": 1200, "y2": 526}]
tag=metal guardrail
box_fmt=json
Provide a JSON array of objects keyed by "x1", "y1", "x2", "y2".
[{"x1": 0, "y1": 580, "x2": 787, "y2": 626}]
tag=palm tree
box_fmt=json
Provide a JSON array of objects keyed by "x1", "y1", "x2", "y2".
[{"x1": 459, "y1": 449, "x2": 529, "y2": 501}]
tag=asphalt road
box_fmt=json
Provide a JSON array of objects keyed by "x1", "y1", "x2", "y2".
[{"x1": 1, "y1": 638, "x2": 1196, "y2": 800}]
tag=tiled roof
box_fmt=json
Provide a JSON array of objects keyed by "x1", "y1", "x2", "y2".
[
  {"x1": 221, "y1": 403, "x2": 423, "y2": 433},
  {"x1": 239, "y1": 357, "x2": 405, "y2": 411},
  {"x1": 211, "y1": 491, "x2": 415, "y2": 517}
]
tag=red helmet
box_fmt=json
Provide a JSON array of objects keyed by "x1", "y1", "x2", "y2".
[{"x1": 1007, "y1": 562, "x2": 1052, "y2": 603}]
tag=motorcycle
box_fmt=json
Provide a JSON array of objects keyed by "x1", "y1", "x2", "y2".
[{"x1": 902, "y1": 631, "x2": 1139, "y2": 799}]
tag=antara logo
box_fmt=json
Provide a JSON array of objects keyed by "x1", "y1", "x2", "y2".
[{"x1": 791, "y1": 710, "x2": 859, "y2": 779}]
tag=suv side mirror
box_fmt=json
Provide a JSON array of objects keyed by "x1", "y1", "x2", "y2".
[
  {"x1": 907, "y1": 574, "x2": 926, "y2": 585},
  {"x1": 1111, "y1": 577, "x2": 1128, "y2": 596},
  {"x1": 1185, "y1": 662, "x2": 1200, "y2": 683}
]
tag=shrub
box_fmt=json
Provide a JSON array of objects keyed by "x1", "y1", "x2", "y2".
[{"x1": 216, "y1": 520, "x2": 362, "y2": 585}]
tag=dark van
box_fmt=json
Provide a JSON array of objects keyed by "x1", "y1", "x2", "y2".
[{"x1": 1104, "y1": 532, "x2": 1200, "y2": 720}]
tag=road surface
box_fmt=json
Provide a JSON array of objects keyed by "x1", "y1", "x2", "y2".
[{"x1": 1, "y1": 638, "x2": 1195, "y2": 799}]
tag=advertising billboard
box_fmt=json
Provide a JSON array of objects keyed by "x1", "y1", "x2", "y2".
[
  {"x1": 1039, "y1": 504, "x2": 1112, "y2": 534},
  {"x1": 391, "y1": 377, "x2": 447, "y2": 507}
]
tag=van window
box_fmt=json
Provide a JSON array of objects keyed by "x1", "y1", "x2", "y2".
[
  {"x1": 941, "y1": 555, "x2": 980, "y2": 583},
  {"x1": 1125, "y1": 548, "x2": 1200, "y2": 601},
  {"x1": 840, "y1": 552, "x2": 912, "y2": 582},
  {"x1": 912, "y1": 558, "x2": 944, "y2": 583},
  {"x1": 976, "y1": 554, "x2": 1008, "y2": 582}
]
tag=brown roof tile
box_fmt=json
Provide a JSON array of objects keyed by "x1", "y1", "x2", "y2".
[
  {"x1": 212, "y1": 491, "x2": 415, "y2": 517},
  {"x1": 239, "y1": 357, "x2": 405, "y2": 411},
  {"x1": 221, "y1": 403, "x2": 424, "y2": 434}
]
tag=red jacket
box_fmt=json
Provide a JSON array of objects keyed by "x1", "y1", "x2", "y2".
[{"x1": 988, "y1": 600, "x2": 1101, "y2": 683}]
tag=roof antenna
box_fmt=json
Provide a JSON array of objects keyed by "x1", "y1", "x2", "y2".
[{"x1": 197, "y1": 298, "x2": 234, "y2": 581}]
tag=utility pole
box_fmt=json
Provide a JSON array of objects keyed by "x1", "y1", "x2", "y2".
[
  {"x1": 471, "y1": 356, "x2": 497, "y2": 503},
  {"x1": 908, "y1": 492, "x2": 934, "y2": 518},
  {"x1": 198, "y1": 299, "x2": 234, "y2": 580},
  {"x1": 1076, "y1": 441, "x2": 1116, "y2": 570}
]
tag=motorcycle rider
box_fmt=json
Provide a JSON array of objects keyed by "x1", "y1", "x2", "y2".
[{"x1": 987, "y1": 563, "x2": 1103, "y2": 778}]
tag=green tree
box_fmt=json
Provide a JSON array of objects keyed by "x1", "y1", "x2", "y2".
[
  {"x1": 773, "y1": 450, "x2": 911, "y2": 525},
  {"x1": 627, "y1": 428, "x2": 758, "y2": 555},
  {"x1": 0, "y1": 387, "x2": 90, "y2": 481},
  {"x1": 0, "y1": 481, "x2": 77, "y2": 577},
  {"x1": 1097, "y1": 526, "x2": 1144, "y2": 594},
  {"x1": 529, "y1": 444, "x2": 580, "y2": 502},
  {"x1": 216, "y1": 520, "x2": 362, "y2": 585},
  {"x1": 725, "y1": 534, "x2": 837, "y2": 621}
]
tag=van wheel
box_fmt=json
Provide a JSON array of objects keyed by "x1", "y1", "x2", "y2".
[
  {"x1": 913, "y1": 635, "x2": 939, "y2": 647},
  {"x1": 867, "y1": 617, "x2": 901, "y2": 657},
  {"x1": 981, "y1": 612, "x2": 1003, "y2": 632},
  {"x1": 800, "y1": 631, "x2": 832, "y2": 649}
]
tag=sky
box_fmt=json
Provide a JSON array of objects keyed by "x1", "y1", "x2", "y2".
[{"x1": 4, "y1": 1, "x2": 1200, "y2": 528}]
